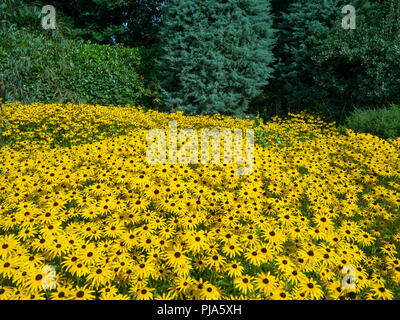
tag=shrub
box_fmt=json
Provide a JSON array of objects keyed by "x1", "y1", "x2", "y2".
[
  {"x1": 0, "y1": 0, "x2": 45, "y2": 31},
  {"x1": 0, "y1": 0, "x2": 75, "y2": 36},
  {"x1": 314, "y1": 0, "x2": 400, "y2": 122},
  {"x1": 344, "y1": 105, "x2": 400, "y2": 139},
  {"x1": 158, "y1": 0, "x2": 276, "y2": 117},
  {"x1": 137, "y1": 45, "x2": 163, "y2": 109},
  {"x1": 267, "y1": 0, "x2": 382, "y2": 122},
  {"x1": 271, "y1": 0, "x2": 349, "y2": 117},
  {"x1": 46, "y1": 0, "x2": 165, "y2": 46},
  {"x1": 0, "y1": 26, "x2": 157, "y2": 107}
]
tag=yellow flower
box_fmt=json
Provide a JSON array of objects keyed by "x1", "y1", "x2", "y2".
[
  {"x1": 233, "y1": 276, "x2": 254, "y2": 295},
  {"x1": 0, "y1": 103, "x2": 399, "y2": 300},
  {"x1": 371, "y1": 285, "x2": 393, "y2": 300},
  {"x1": 254, "y1": 272, "x2": 278, "y2": 295},
  {"x1": 86, "y1": 265, "x2": 113, "y2": 288},
  {"x1": 297, "y1": 278, "x2": 325, "y2": 300},
  {"x1": 72, "y1": 286, "x2": 96, "y2": 300},
  {"x1": 133, "y1": 286, "x2": 154, "y2": 300},
  {"x1": 164, "y1": 244, "x2": 190, "y2": 269}
]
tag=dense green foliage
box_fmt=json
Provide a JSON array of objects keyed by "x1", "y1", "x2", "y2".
[
  {"x1": 44, "y1": 0, "x2": 165, "y2": 47},
  {"x1": 1, "y1": 0, "x2": 165, "y2": 46},
  {"x1": 1, "y1": 0, "x2": 42, "y2": 30},
  {"x1": 0, "y1": 0, "x2": 75, "y2": 35},
  {"x1": 158, "y1": 0, "x2": 275, "y2": 116},
  {"x1": 314, "y1": 0, "x2": 400, "y2": 121},
  {"x1": 0, "y1": 26, "x2": 155, "y2": 106},
  {"x1": 344, "y1": 104, "x2": 400, "y2": 139},
  {"x1": 278, "y1": 0, "x2": 345, "y2": 108},
  {"x1": 267, "y1": 0, "x2": 353, "y2": 120},
  {"x1": 2, "y1": 0, "x2": 400, "y2": 133},
  {"x1": 0, "y1": 0, "x2": 162, "y2": 107},
  {"x1": 261, "y1": 0, "x2": 400, "y2": 124},
  {"x1": 270, "y1": 0, "x2": 293, "y2": 16}
]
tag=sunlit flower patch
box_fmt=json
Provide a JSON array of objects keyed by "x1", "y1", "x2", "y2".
[{"x1": 0, "y1": 102, "x2": 399, "y2": 300}]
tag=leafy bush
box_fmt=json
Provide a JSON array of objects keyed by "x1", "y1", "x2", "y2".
[
  {"x1": 45, "y1": 0, "x2": 165, "y2": 46},
  {"x1": 314, "y1": 0, "x2": 400, "y2": 122},
  {"x1": 344, "y1": 104, "x2": 400, "y2": 139},
  {"x1": 0, "y1": 0, "x2": 75, "y2": 35},
  {"x1": 266, "y1": 0, "x2": 387, "y2": 122},
  {"x1": 1, "y1": 0, "x2": 45, "y2": 31},
  {"x1": 270, "y1": 0, "x2": 349, "y2": 117},
  {"x1": 0, "y1": 26, "x2": 158, "y2": 106},
  {"x1": 137, "y1": 45, "x2": 162, "y2": 109},
  {"x1": 158, "y1": 0, "x2": 276, "y2": 117}
]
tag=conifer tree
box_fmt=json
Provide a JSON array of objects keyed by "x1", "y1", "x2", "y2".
[{"x1": 158, "y1": 0, "x2": 275, "y2": 116}]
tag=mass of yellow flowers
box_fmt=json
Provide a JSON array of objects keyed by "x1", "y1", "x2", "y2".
[{"x1": 0, "y1": 102, "x2": 399, "y2": 300}]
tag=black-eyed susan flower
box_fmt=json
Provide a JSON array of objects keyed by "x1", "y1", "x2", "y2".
[
  {"x1": 0, "y1": 103, "x2": 398, "y2": 300},
  {"x1": 72, "y1": 286, "x2": 95, "y2": 300},
  {"x1": 199, "y1": 283, "x2": 221, "y2": 300},
  {"x1": 164, "y1": 244, "x2": 190, "y2": 269},
  {"x1": 298, "y1": 278, "x2": 324, "y2": 300},
  {"x1": 50, "y1": 287, "x2": 73, "y2": 300},
  {"x1": 254, "y1": 272, "x2": 278, "y2": 295},
  {"x1": 371, "y1": 285, "x2": 393, "y2": 300},
  {"x1": 133, "y1": 286, "x2": 154, "y2": 300},
  {"x1": 86, "y1": 265, "x2": 113, "y2": 288},
  {"x1": 205, "y1": 253, "x2": 226, "y2": 271},
  {"x1": 233, "y1": 275, "x2": 254, "y2": 295},
  {"x1": 0, "y1": 235, "x2": 19, "y2": 258}
]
